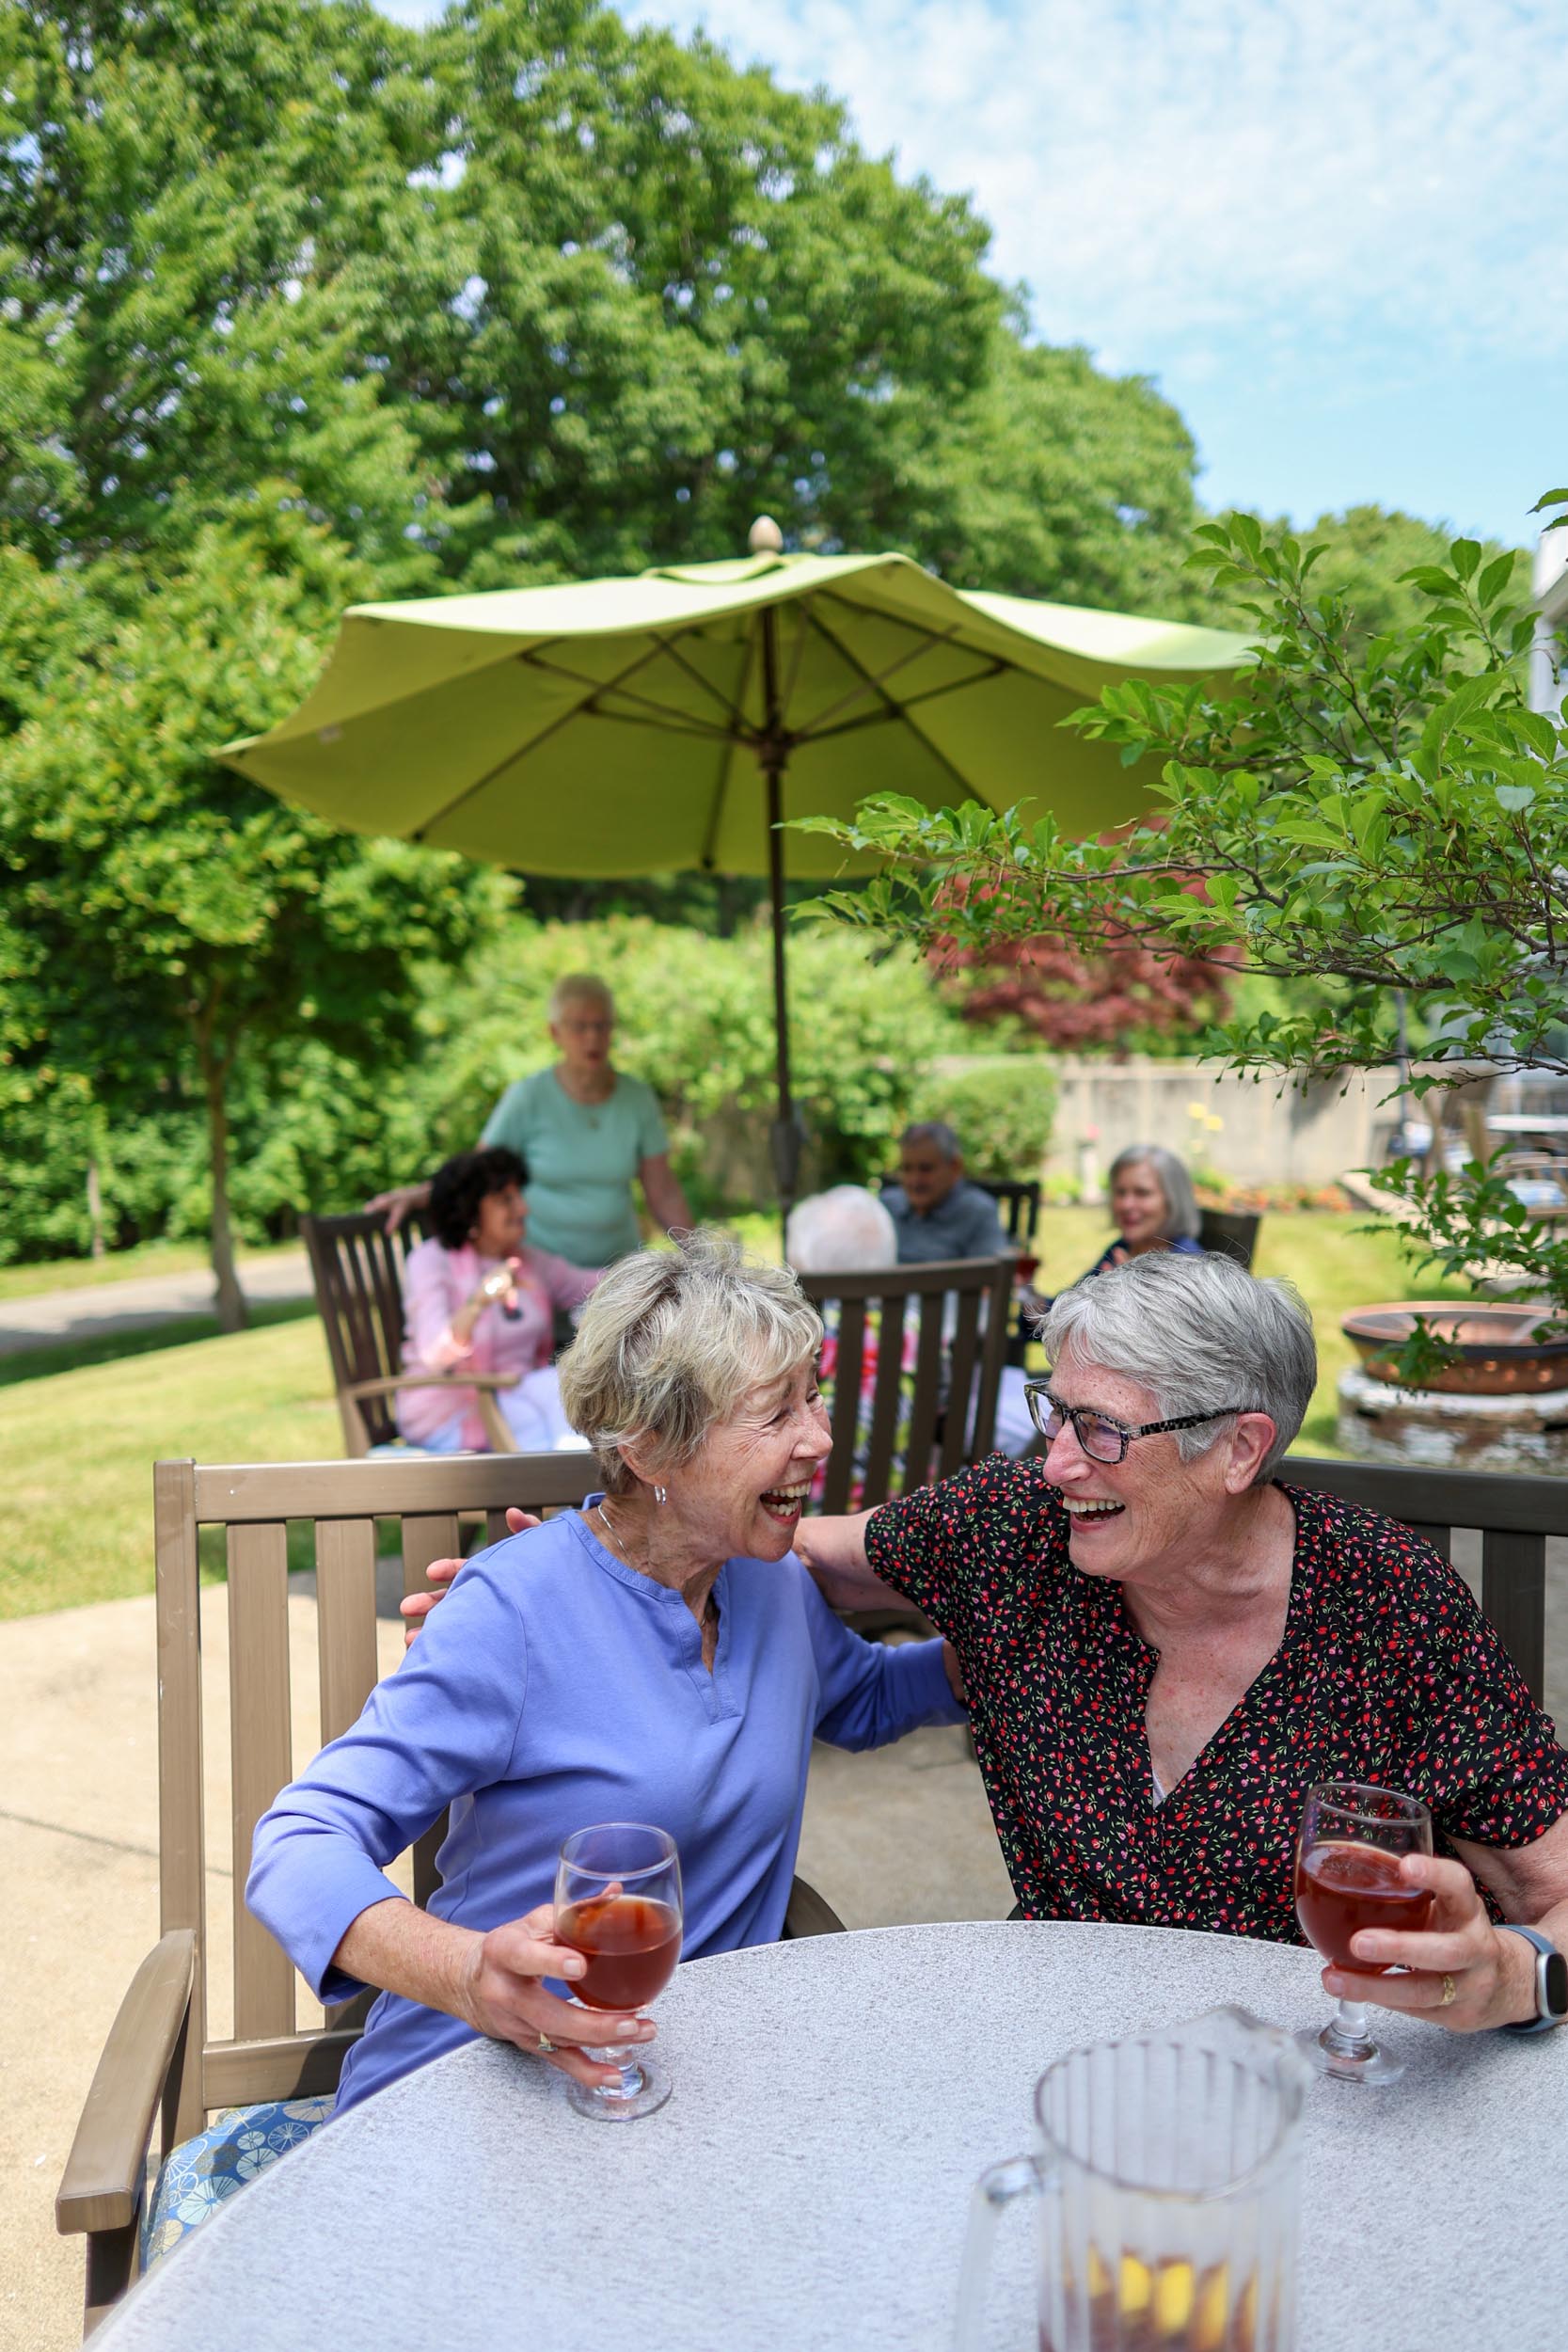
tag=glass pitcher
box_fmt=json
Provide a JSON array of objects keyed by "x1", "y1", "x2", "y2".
[{"x1": 956, "y1": 2006, "x2": 1309, "y2": 2352}]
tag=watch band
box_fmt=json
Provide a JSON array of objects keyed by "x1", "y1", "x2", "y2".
[{"x1": 1496, "y1": 1924, "x2": 1568, "y2": 2035}]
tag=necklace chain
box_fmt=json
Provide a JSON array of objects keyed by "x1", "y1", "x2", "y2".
[{"x1": 595, "y1": 1502, "x2": 718, "y2": 1631}]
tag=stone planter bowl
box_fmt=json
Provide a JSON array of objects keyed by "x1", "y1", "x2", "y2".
[{"x1": 1341, "y1": 1302, "x2": 1568, "y2": 1394}]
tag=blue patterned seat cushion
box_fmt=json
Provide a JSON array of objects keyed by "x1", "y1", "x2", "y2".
[{"x1": 140, "y1": 2097, "x2": 335, "y2": 2269}]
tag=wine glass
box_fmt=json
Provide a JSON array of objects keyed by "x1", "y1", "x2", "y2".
[
  {"x1": 1294, "y1": 1781, "x2": 1433, "y2": 2087},
  {"x1": 553, "y1": 1822, "x2": 683, "y2": 2122}
]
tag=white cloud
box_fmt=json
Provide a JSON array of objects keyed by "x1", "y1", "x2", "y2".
[{"x1": 615, "y1": 0, "x2": 1568, "y2": 388}]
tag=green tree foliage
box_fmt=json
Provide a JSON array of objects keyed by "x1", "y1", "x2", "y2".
[
  {"x1": 0, "y1": 520, "x2": 496, "y2": 1318},
  {"x1": 797, "y1": 501, "x2": 1568, "y2": 1365},
  {"x1": 0, "y1": 0, "x2": 438, "y2": 567},
  {"x1": 3, "y1": 0, "x2": 1206, "y2": 607},
  {"x1": 917, "y1": 1062, "x2": 1057, "y2": 1180}
]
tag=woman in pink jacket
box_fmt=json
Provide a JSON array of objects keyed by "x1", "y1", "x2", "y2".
[{"x1": 398, "y1": 1148, "x2": 600, "y2": 1453}]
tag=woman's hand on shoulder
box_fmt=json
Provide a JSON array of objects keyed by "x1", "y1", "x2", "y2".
[
  {"x1": 365, "y1": 1181, "x2": 431, "y2": 1235},
  {"x1": 453, "y1": 1903, "x2": 655, "y2": 2088},
  {"x1": 1324, "y1": 1853, "x2": 1539, "y2": 2033},
  {"x1": 401, "y1": 1506, "x2": 540, "y2": 1647}
]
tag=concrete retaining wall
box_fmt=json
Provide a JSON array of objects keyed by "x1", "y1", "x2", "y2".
[{"x1": 931, "y1": 1055, "x2": 1405, "y2": 1191}]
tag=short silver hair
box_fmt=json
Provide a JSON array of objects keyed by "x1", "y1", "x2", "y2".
[
  {"x1": 548, "y1": 971, "x2": 614, "y2": 1023},
  {"x1": 1040, "y1": 1251, "x2": 1316, "y2": 1483},
  {"x1": 786, "y1": 1185, "x2": 897, "y2": 1273},
  {"x1": 1109, "y1": 1143, "x2": 1200, "y2": 1243},
  {"x1": 557, "y1": 1228, "x2": 823, "y2": 1494},
  {"x1": 899, "y1": 1120, "x2": 960, "y2": 1163}
]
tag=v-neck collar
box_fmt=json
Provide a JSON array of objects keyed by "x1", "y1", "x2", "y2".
[{"x1": 568, "y1": 1501, "x2": 736, "y2": 1713}]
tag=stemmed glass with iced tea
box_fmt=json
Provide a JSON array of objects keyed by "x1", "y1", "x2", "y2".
[
  {"x1": 1294, "y1": 1781, "x2": 1433, "y2": 2086},
  {"x1": 554, "y1": 1822, "x2": 683, "y2": 2122}
]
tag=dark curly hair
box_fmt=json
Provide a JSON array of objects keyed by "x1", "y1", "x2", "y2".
[{"x1": 429, "y1": 1147, "x2": 528, "y2": 1251}]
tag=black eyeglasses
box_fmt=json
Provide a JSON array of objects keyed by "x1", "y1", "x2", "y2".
[{"x1": 1023, "y1": 1385, "x2": 1249, "y2": 1465}]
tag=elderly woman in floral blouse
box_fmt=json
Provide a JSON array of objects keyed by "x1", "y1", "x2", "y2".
[{"x1": 799, "y1": 1250, "x2": 1568, "y2": 2040}]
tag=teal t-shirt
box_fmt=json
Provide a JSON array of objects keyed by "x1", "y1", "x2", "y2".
[{"x1": 480, "y1": 1069, "x2": 668, "y2": 1267}]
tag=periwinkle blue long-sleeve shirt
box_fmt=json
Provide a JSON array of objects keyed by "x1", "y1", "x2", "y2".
[{"x1": 247, "y1": 1504, "x2": 964, "y2": 2113}]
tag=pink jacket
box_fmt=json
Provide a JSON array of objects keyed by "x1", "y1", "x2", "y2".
[{"x1": 397, "y1": 1238, "x2": 600, "y2": 1450}]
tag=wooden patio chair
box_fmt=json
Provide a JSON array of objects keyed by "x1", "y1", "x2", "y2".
[
  {"x1": 55, "y1": 1451, "x2": 841, "y2": 2334},
  {"x1": 1197, "y1": 1208, "x2": 1261, "y2": 1268},
  {"x1": 299, "y1": 1208, "x2": 520, "y2": 1457},
  {"x1": 799, "y1": 1254, "x2": 1014, "y2": 1517},
  {"x1": 974, "y1": 1176, "x2": 1042, "y2": 1250}
]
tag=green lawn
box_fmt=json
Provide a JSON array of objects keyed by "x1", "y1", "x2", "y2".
[
  {"x1": 0, "y1": 1234, "x2": 301, "y2": 1304},
  {"x1": 0, "y1": 1210, "x2": 1465, "y2": 1623}
]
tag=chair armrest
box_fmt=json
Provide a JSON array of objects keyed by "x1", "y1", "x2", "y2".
[
  {"x1": 342, "y1": 1371, "x2": 521, "y2": 1397},
  {"x1": 57, "y1": 1931, "x2": 196, "y2": 2237},
  {"x1": 783, "y1": 1876, "x2": 846, "y2": 1938}
]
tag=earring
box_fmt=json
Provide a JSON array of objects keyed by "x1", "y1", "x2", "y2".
[{"x1": 654, "y1": 1485, "x2": 668, "y2": 1505}]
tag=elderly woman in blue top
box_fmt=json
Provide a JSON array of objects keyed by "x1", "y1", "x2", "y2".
[{"x1": 247, "y1": 1232, "x2": 966, "y2": 2107}]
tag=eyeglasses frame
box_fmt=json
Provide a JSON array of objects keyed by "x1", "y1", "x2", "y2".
[{"x1": 1022, "y1": 1384, "x2": 1253, "y2": 1464}]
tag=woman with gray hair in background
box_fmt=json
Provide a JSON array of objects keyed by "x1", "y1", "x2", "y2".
[
  {"x1": 368, "y1": 971, "x2": 689, "y2": 1265},
  {"x1": 249, "y1": 1232, "x2": 965, "y2": 2114},
  {"x1": 800, "y1": 1249, "x2": 1568, "y2": 2039},
  {"x1": 1086, "y1": 1142, "x2": 1203, "y2": 1274}
]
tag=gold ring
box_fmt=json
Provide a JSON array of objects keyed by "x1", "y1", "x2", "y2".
[
  {"x1": 1439, "y1": 1973, "x2": 1457, "y2": 2009},
  {"x1": 536, "y1": 2033, "x2": 556, "y2": 2054}
]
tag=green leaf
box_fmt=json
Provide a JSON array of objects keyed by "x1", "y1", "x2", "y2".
[
  {"x1": 1477, "y1": 552, "x2": 1518, "y2": 604},
  {"x1": 1496, "y1": 784, "x2": 1537, "y2": 813},
  {"x1": 1449, "y1": 537, "x2": 1481, "y2": 583}
]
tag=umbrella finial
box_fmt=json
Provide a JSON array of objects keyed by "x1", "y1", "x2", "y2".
[{"x1": 748, "y1": 515, "x2": 784, "y2": 555}]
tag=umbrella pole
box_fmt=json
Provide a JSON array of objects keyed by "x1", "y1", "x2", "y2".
[{"x1": 758, "y1": 607, "x2": 803, "y2": 1241}]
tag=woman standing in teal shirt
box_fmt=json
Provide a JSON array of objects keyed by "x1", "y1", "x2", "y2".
[{"x1": 370, "y1": 974, "x2": 690, "y2": 1267}]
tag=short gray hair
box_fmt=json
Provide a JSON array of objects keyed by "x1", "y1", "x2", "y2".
[
  {"x1": 557, "y1": 1228, "x2": 823, "y2": 1494},
  {"x1": 1109, "y1": 1143, "x2": 1200, "y2": 1242},
  {"x1": 786, "y1": 1185, "x2": 897, "y2": 1273},
  {"x1": 900, "y1": 1120, "x2": 960, "y2": 1162},
  {"x1": 548, "y1": 971, "x2": 614, "y2": 1023},
  {"x1": 1040, "y1": 1251, "x2": 1316, "y2": 1482}
]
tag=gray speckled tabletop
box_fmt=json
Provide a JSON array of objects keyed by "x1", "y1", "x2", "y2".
[{"x1": 94, "y1": 1920, "x2": 1567, "y2": 2352}]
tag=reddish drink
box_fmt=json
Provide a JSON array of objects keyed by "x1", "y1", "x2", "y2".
[
  {"x1": 556, "y1": 1893, "x2": 682, "y2": 2010},
  {"x1": 1294, "y1": 1840, "x2": 1433, "y2": 1973}
]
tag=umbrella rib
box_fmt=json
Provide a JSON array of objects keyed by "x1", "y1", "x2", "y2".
[
  {"x1": 787, "y1": 615, "x2": 968, "y2": 738},
  {"x1": 411, "y1": 635, "x2": 700, "y2": 839},
  {"x1": 699, "y1": 625, "x2": 758, "y2": 871},
  {"x1": 642, "y1": 629, "x2": 756, "y2": 729},
  {"x1": 801, "y1": 657, "x2": 1010, "y2": 740},
  {"x1": 518, "y1": 648, "x2": 735, "y2": 740},
  {"x1": 799, "y1": 607, "x2": 985, "y2": 799}
]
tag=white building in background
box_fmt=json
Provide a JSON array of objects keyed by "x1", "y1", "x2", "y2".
[{"x1": 1531, "y1": 527, "x2": 1568, "y2": 715}]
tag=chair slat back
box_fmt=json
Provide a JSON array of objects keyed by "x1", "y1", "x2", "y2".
[
  {"x1": 153, "y1": 1451, "x2": 598, "y2": 2136},
  {"x1": 227, "y1": 1521, "x2": 297, "y2": 2043},
  {"x1": 800, "y1": 1257, "x2": 1014, "y2": 1511},
  {"x1": 1197, "y1": 1208, "x2": 1260, "y2": 1268},
  {"x1": 300, "y1": 1210, "x2": 432, "y2": 1453},
  {"x1": 1286, "y1": 1454, "x2": 1564, "y2": 1703},
  {"x1": 974, "y1": 1178, "x2": 1042, "y2": 1248}
]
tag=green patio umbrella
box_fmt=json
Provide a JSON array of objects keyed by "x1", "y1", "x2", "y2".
[{"x1": 224, "y1": 520, "x2": 1251, "y2": 1214}]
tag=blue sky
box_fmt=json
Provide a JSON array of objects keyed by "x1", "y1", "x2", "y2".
[{"x1": 378, "y1": 0, "x2": 1567, "y2": 547}]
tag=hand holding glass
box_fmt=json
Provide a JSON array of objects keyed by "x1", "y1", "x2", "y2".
[
  {"x1": 1294, "y1": 1781, "x2": 1433, "y2": 2086},
  {"x1": 554, "y1": 1823, "x2": 682, "y2": 2121}
]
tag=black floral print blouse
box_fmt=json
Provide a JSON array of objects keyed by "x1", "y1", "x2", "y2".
[{"x1": 865, "y1": 1459, "x2": 1568, "y2": 1939}]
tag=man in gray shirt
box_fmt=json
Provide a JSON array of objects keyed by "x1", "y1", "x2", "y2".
[{"x1": 881, "y1": 1122, "x2": 1010, "y2": 1263}]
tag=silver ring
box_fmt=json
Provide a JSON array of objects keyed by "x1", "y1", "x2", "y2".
[
  {"x1": 1439, "y1": 1973, "x2": 1457, "y2": 2009},
  {"x1": 535, "y1": 2032, "x2": 556, "y2": 2054}
]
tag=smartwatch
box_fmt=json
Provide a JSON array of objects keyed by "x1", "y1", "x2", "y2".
[{"x1": 1497, "y1": 1925, "x2": 1568, "y2": 2035}]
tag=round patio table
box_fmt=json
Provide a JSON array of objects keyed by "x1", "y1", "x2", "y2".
[{"x1": 94, "y1": 1919, "x2": 1565, "y2": 2351}]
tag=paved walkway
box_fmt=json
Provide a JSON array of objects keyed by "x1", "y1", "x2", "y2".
[
  {"x1": 0, "y1": 1586, "x2": 1010, "y2": 2352},
  {"x1": 0, "y1": 1251, "x2": 313, "y2": 1359}
]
